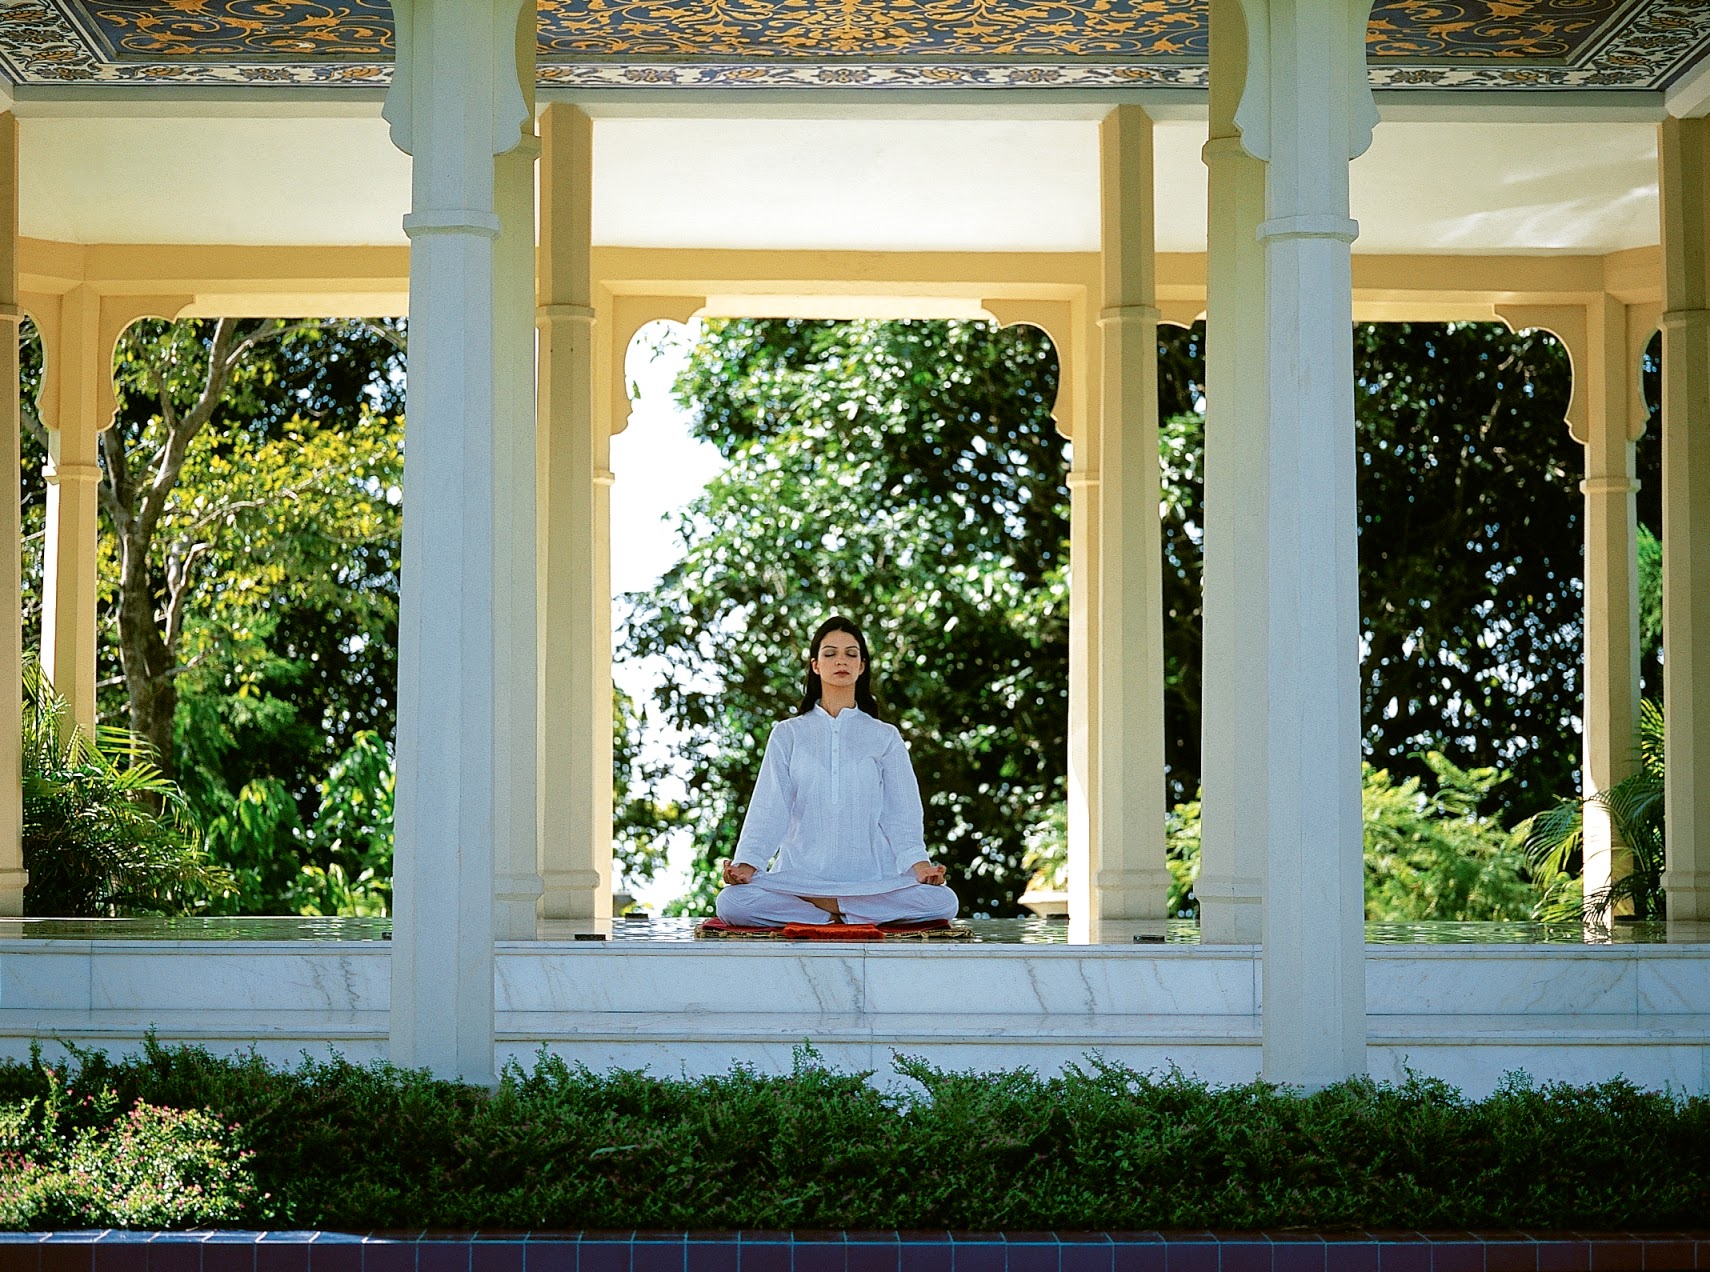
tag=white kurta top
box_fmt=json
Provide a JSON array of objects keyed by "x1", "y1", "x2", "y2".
[{"x1": 733, "y1": 705, "x2": 929, "y2": 897}]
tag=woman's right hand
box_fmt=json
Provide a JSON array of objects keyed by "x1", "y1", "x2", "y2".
[{"x1": 723, "y1": 861, "x2": 757, "y2": 885}]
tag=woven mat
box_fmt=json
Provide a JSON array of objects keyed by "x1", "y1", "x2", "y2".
[{"x1": 696, "y1": 917, "x2": 972, "y2": 941}]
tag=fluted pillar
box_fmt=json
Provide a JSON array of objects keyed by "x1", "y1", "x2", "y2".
[
  {"x1": 1197, "y1": 0, "x2": 1269, "y2": 945},
  {"x1": 538, "y1": 102, "x2": 612, "y2": 923},
  {"x1": 1234, "y1": 0, "x2": 1377, "y2": 1086},
  {"x1": 1658, "y1": 116, "x2": 1710, "y2": 922},
  {"x1": 38, "y1": 285, "x2": 102, "y2": 738},
  {"x1": 491, "y1": 17, "x2": 544, "y2": 941},
  {"x1": 0, "y1": 112, "x2": 25, "y2": 915},
  {"x1": 1580, "y1": 296, "x2": 1644, "y2": 912},
  {"x1": 1093, "y1": 105, "x2": 1171, "y2": 925},
  {"x1": 383, "y1": 0, "x2": 534, "y2": 1083}
]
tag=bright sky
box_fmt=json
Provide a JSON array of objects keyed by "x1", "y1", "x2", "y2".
[{"x1": 609, "y1": 320, "x2": 724, "y2": 911}]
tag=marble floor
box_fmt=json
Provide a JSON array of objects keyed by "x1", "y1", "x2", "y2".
[{"x1": 0, "y1": 914, "x2": 1705, "y2": 944}]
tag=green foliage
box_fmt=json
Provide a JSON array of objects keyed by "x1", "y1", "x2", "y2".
[
  {"x1": 1032, "y1": 754, "x2": 1541, "y2": 924},
  {"x1": 1361, "y1": 753, "x2": 1538, "y2": 921},
  {"x1": 20, "y1": 659, "x2": 232, "y2": 917},
  {"x1": 197, "y1": 731, "x2": 395, "y2": 917},
  {"x1": 1353, "y1": 323, "x2": 1584, "y2": 822},
  {"x1": 0, "y1": 1041, "x2": 1705, "y2": 1231},
  {"x1": 1525, "y1": 699, "x2": 1667, "y2": 923},
  {"x1": 59, "y1": 316, "x2": 407, "y2": 915},
  {"x1": 0, "y1": 1054, "x2": 255, "y2": 1230},
  {"x1": 623, "y1": 319, "x2": 1069, "y2": 916},
  {"x1": 1637, "y1": 524, "x2": 1662, "y2": 663}
]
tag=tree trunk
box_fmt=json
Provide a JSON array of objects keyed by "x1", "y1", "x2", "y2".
[{"x1": 114, "y1": 535, "x2": 177, "y2": 777}]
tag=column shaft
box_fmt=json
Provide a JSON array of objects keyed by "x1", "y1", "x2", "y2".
[
  {"x1": 491, "y1": 19, "x2": 544, "y2": 941},
  {"x1": 1579, "y1": 295, "x2": 1642, "y2": 910},
  {"x1": 384, "y1": 0, "x2": 532, "y2": 1083},
  {"x1": 1658, "y1": 116, "x2": 1710, "y2": 921},
  {"x1": 39, "y1": 285, "x2": 102, "y2": 737},
  {"x1": 1198, "y1": 0, "x2": 1268, "y2": 944},
  {"x1": 0, "y1": 113, "x2": 25, "y2": 914},
  {"x1": 1236, "y1": 0, "x2": 1376, "y2": 1085},
  {"x1": 1094, "y1": 105, "x2": 1171, "y2": 924},
  {"x1": 1066, "y1": 459, "x2": 1098, "y2": 940},
  {"x1": 538, "y1": 103, "x2": 612, "y2": 921}
]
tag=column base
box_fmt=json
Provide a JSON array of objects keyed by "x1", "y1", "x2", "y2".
[
  {"x1": 495, "y1": 873, "x2": 544, "y2": 940},
  {"x1": 1661, "y1": 874, "x2": 1710, "y2": 922},
  {"x1": 0, "y1": 867, "x2": 25, "y2": 917},
  {"x1": 1198, "y1": 891, "x2": 1262, "y2": 944},
  {"x1": 1092, "y1": 867, "x2": 1173, "y2": 921},
  {"x1": 538, "y1": 869, "x2": 608, "y2": 921}
]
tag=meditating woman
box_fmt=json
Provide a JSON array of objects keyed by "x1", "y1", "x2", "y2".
[{"x1": 714, "y1": 615, "x2": 959, "y2": 928}]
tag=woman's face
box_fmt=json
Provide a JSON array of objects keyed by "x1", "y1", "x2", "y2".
[{"x1": 811, "y1": 630, "x2": 866, "y2": 689}]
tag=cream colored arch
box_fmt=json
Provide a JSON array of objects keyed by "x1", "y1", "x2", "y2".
[{"x1": 1495, "y1": 297, "x2": 1661, "y2": 916}]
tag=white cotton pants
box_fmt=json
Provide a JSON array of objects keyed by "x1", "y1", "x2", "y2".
[{"x1": 714, "y1": 882, "x2": 959, "y2": 927}]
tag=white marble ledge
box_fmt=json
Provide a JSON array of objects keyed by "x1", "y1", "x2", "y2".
[
  {"x1": 0, "y1": 940, "x2": 390, "y2": 954},
  {"x1": 1368, "y1": 1012, "x2": 1710, "y2": 1043},
  {"x1": 497, "y1": 942, "x2": 1254, "y2": 959},
  {"x1": 497, "y1": 1010, "x2": 1261, "y2": 1046}
]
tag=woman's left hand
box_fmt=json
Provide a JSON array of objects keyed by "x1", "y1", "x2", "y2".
[{"x1": 912, "y1": 861, "x2": 947, "y2": 886}]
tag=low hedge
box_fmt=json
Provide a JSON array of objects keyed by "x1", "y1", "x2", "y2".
[{"x1": 0, "y1": 1039, "x2": 1706, "y2": 1231}]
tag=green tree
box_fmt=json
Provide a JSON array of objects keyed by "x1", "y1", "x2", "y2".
[
  {"x1": 622, "y1": 318, "x2": 1067, "y2": 916},
  {"x1": 21, "y1": 657, "x2": 230, "y2": 916},
  {"x1": 1151, "y1": 322, "x2": 1585, "y2": 821},
  {"x1": 18, "y1": 317, "x2": 407, "y2": 914},
  {"x1": 1353, "y1": 323, "x2": 1583, "y2": 821}
]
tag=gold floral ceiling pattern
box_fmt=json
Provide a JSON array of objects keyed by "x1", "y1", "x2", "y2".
[{"x1": 0, "y1": 0, "x2": 1705, "y2": 90}]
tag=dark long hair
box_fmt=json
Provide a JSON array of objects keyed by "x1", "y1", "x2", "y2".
[{"x1": 796, "y1": 615, "x2": 882, "y2": 719}]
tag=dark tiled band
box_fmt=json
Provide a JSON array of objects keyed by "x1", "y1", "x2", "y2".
[{"x1": 2, "y1": 1230, "x2": 1705, "y2": 1272}]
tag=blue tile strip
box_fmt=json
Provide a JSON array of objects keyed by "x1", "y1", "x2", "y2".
[{"x1": 0, "y1": 1230, "x2": 1705, "y2": 1272}]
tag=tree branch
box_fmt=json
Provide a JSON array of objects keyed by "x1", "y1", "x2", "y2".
[{"x1": 21, "y1": 396, "x2": 48, "y2": 452}]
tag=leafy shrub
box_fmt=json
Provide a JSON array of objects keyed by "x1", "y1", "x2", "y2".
[
  {"x1": 1524, "y1": 698, "x2": 1666, "y2": 922},
  {"x1": 1026, "y1": 753, "x2": 1538, "y2": 923},
  {"x1": 0, "y1": 1054, "x2": 254, "y2": 1228},
  {"x1": 0, "y1": 1039, "x2": 1704, "y2": 1231},
  {"x1": 21, "y1": 659, "x2": 233, "y2": 916}
]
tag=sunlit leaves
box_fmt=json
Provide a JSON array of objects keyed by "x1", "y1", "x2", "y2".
[{"x1": 622, "y1": 319, "x2": 1067, "y2": 916}]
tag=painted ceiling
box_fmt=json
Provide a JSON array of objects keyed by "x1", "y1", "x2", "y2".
[{"x1": 0, "y1": 0, "x2": 1705, "y2": 91}]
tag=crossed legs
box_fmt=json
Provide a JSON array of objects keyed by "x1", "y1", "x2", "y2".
[{"x1": 714, "y1": 883, "x2": 959, "y2": 927}]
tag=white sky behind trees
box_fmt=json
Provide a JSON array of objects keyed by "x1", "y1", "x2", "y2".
[{"x1": 609, "y1": 321, "x2": 723, "y2": 910}]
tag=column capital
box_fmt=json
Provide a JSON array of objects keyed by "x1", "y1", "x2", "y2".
[
  {"x1": 538, "y1": 303, "x2": 596, "y2": 324},
  {"x1": 402, "y1": 210, "x2": 502, "y2": 239},
  {"x1": 1661, "y1": 307, "x2": 1710, "y2": 330},
  {"x1": 1580, "y1": 476, "x2": 1640, "y2": 496},
  {"x1": 1201, "y1": 136, "x2": 1249, "y2": 166},
  {"x1": 1257, "y1": 214, "x2": 1359, "y2": 243},
  {"x1": 1231, "y1": 0, "x2": 1378, "y2": 169},
  {"x1": 0, "y1": 301, "x2": 20, "y2": 326},
  {"x1": 42, "y1": 460, "x2": 101, "y2": 486},
  {"x1": 1097, "y1": 304, "x2": 1162, "y2": 327},
  {"x1": 383, "y1": 0, "x2": 533, "y2": 161}
]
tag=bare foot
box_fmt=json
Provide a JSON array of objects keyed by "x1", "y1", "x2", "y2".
[{"x1": 803, "y1": 896, "x2": 843, "y2": 922}]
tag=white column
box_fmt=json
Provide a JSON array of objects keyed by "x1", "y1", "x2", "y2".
[
  {"x1": 1235, "y1": 0, "x2": 1377, "y2": 1085},
  {"x1": 1094, "y1": 105, "x2": 1172, "y2": 925},
  {"x1": 1067, "y1": 459, "x2": 1099, "y2": 939},
  {"x1": 0, "y1": 112, "x2": 26, "y2": 915},
  {"x1": 1579, "y1": 296, "x2": 1643, "y2": 911},
  {"x1": 1197, "y1": 0, "x2": 1269, "y2": 945},
  {"x1": 491, "y1": 18, "x2": 544, "y2": 941},
  {"x1": 383, "y1": 0, "x2": 533, "y2": 1083},
  {"x1": 39, "y1": 285, "x2": 102, "y2": 738},
  {"x1": 1658, "y1": 116, "x2": 1710, "y2": 922},
  {"x1": 537, "y1": 103, "x2": 612, "y2": 923}
]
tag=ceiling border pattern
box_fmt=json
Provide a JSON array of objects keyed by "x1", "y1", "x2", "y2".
[{"x1": 0, "y1": 0, "x2": 1706, "y2": 91}]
